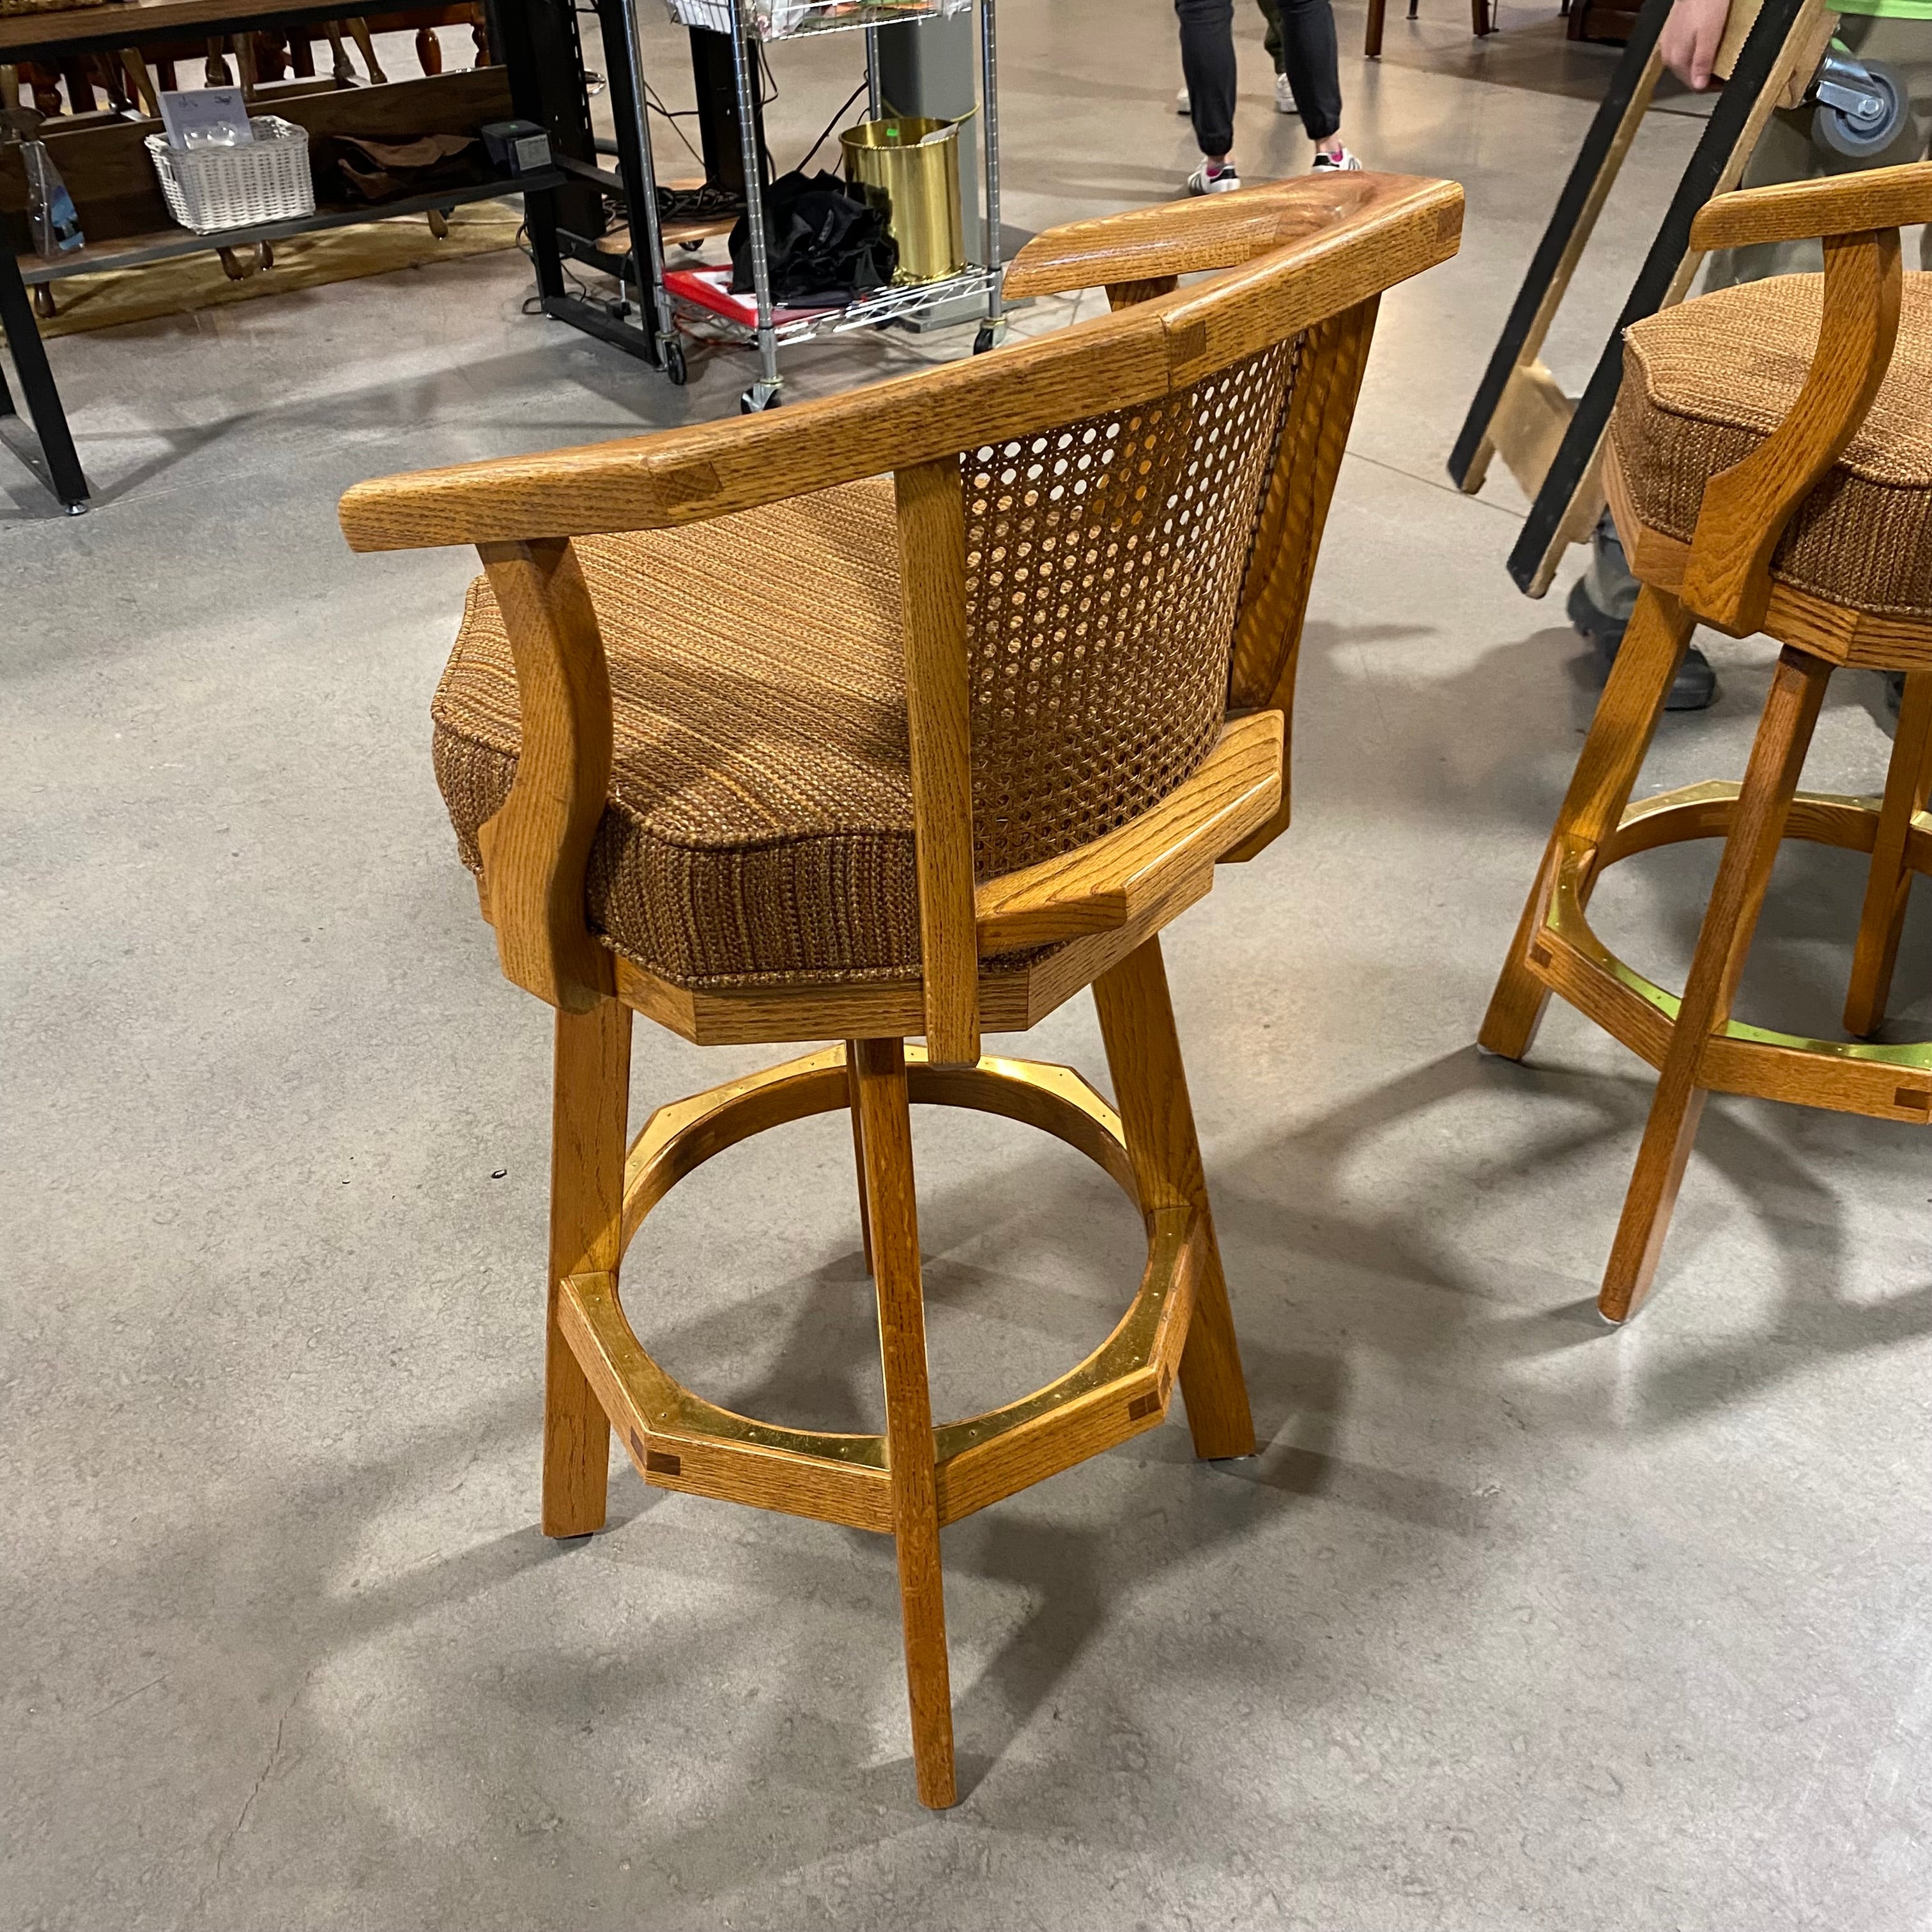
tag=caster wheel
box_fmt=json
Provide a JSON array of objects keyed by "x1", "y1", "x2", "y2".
[
  {"x1": 739, "y1": 379, "x2": 782, "y2": 413},
  {"x1": 973, "y1": 323, "x2": 1003, "y2": 355},
  {"x1": 663, "y1": 337, "x2": 688, "y2": 387},
  {"x1": 1814, "y1": 58, "x2": 1908, "y2": 157},
  {"x1": 679, "y1": 238, "x2": 705, "y2": 253}
]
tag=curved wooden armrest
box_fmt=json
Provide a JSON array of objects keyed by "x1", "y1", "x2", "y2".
[
  {"x1": 1678, "y1": 220, "x2": 1904, "y2": 635},
  {"x1": 339, "y1": 172, "x2": 1461, "y2": 554},
  {"x1": 1690, "y1": 159, "x2": 1932, "y2": 252},
  {"x1": 1003, "y1": 172, "x2": 1453, "y2": 302}
]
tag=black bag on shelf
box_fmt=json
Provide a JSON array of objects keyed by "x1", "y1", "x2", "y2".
[{"x1": 728, "y1": 169, "x2": 896, "y2": 307}]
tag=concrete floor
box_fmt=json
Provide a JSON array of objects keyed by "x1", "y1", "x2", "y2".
[{"x1": 6, "y1": 4, "x2": 1931, "y2": 1927}]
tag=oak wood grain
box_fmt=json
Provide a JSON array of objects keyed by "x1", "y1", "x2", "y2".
[
  {"x1": 1480, "y1": 583, "x2": 1694, "y2": 1061},
  {"x1": 337, "y1": 176, "x2": 1462, "y2": 554},
  {"x1": 475, "y1": 539, "x2": 615, "y2": 1012},
  {"x1": 1598, "y1": 647, "x2": 1831, "y2": 1322},
  {"x1": 852, "y1": 1037, "x2": 956, "y2": 1810},
  {"x1": 1092, "y1": 937, "x2": 1254, "y2": 1458},
  {"x1": 1844, "y1": 672, "x2": 1932, "y2": 1036},
  {"x1": 542, "y1": 999, "x2": 629, "y2": 1537},
  {"x1": 1689, "y1": 158, "x2": 1932, "y2": 250},
  {"x1": 973, "y1": 712, "x2": 1282, "y2": 951},
  {"x1": 894, "y1": 459, "x2": 980, "y2": 1070},
  {"x1": 1225, "y1": 297, "x2": 1380, "y2": 858}
]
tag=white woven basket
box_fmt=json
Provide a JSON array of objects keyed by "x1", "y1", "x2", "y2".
[{"x1": 146, "y1": 117, "x2": 315, "y2": 234}]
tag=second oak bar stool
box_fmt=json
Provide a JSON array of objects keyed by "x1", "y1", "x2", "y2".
[{"x1": 1483, "y1": 162, "x2": 1932, "y2": 1325}]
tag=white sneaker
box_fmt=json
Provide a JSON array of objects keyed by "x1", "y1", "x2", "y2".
[
  {"x1": 1274, "y1": 72, "x2": 1296, "y2": 112},
  {"x1": 1312, "y1": 146, "x2": 1363, "y2": 171},
  {"x1": 1188, "y1": 160, "x2": 1241, "y2": 194},
  {"x1": 1176, "y1": 84, "x2": 1190, "y2": 114}
]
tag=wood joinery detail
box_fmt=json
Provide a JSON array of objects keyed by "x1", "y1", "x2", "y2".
[{"x1": 556, "y1": 1046, "x2": 1212, "y2": 1538}]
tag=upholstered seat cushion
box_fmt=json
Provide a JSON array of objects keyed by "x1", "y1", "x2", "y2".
[
  {"x1": 433, "y1": 477, "x2": 926, "y2": 988},
  {"x1": 1612, "y1": 271, "x2": 1932, "y2": 618}
]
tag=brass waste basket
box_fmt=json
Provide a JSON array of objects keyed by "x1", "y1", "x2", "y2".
[{"x1": 839, "y1": 116, "x2": 966, "y2": 284}]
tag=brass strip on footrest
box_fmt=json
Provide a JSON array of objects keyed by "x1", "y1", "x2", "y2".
[
  {"x1": 1533, "y1": 786, "x2": 1932, "y2": 1123},
  {"x1": 564, "y1": 1046, "x2": 1212, "y2": 1537}
]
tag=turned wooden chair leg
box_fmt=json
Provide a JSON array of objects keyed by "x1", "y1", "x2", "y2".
[
  {"x1": 851, "y1": 1036, "x2": 955, "y2": 1810},
  {"x1": 1599, "y1": 647, "x2": 1832, "y2": 1322},
  {"x1": 1481, "y1": 584, "x2": 1696, "y2": 1061},
  {"x1": 1093, "y1": 935, "x2": 1256, "y2": 1459},
  {"x1": 348, "y1": 17, "x2": 388, "y2": 83},
  {"x1": 543, "y1": 997, "x2": 631, "y2": 1536},
  {"x1": 844, "y1": 1041, "x2": 875, "y2": 1276},
  {"x1": 1844, "y1": 671, "x2": 1932, "y2": 1038},
  {"x1": 1365, "y1": 0, "x2": 1388, "y2": 57}
]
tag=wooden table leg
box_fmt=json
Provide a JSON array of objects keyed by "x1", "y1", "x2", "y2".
[
  {"x1": 542, "y1": 998, "x2": 631, "y2": 1537},
  {"x1": 1844, "y1": 671, "x2": 1932, "y2": 1038},
  {"x1": 1481, "y1": 583, "x2": 1694, "y2": 1061},
  {"x1": 1094, "y1": 935, "x2": 1256, "y2": 1460},
  {"x1": 1366, "y1": 0, "x2": 1389, "y2": 57},
  {"x1": 1598, "y1": 647, "x2": 1831, "y2": 1323},
  {"x1": 852, "y1": 1036, "x2": 956, "y2": 1811}
]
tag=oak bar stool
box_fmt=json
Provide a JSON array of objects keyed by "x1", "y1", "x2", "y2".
[
  {"x1": 339, "y1": 172, "x2": 1462, "y2": 1807},
  {"x1": 1482, "y1": 162, "x2": 1932, "y2": 1326}
]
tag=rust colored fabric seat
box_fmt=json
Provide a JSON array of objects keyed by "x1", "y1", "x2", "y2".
[
  {"x1": 1611, "y1": 270, "x2": 1932, "y2": 620},
  {"x1": 432, "y1": 353, "x2": 1294, "y2": 990},
  {"x1": 434, "y1": 479, "x2": 922, "y2": 988}
]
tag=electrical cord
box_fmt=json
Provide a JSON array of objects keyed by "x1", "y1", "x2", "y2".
[{"x1": 793, "y1": 77, "x2": 869, "y2": 173}]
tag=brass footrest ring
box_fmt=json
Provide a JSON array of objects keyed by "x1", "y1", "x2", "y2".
[
  {"x1": 1531, "y1": 781, "x2": 1932, "y2": 1121},
  {"x1": 557, "y1": 1045, "x2": 1203, "y2": 1534}
]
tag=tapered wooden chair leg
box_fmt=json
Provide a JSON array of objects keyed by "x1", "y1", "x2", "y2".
[
  {"x1": 543, "y1": 997, "x2": 631, "y2": 1536},
  {"x1": 1365, "y1": 0, "x2": 1388, "y2": 57},
  {"x1": 1599, "y1": 648, "x2": 1831, "y2": 1323},
  {"x1": 845, "y1": 1041, "x2": 875, "y2": 1277},
  {"x1": 1481, "y1": 585, "x2": 1697, "y2": 1061},
  {"x1": 1844, "y1": 671, "x2": 1932, "y2": 1038},
  {"x1": 1094, "y1": 936, "x2": 1256, "y2": 1460},
  {"x1": 851, "y1": 1037, "x2": 956, "y2": 1810}
]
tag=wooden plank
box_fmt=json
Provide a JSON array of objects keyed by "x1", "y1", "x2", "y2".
[
  {"x1": 852, "y1": 1037, "x2": 956, "y2": 1811},
  {"x1": 1598, "y1": 647, "x2": 1830, "y2": 1321},
  {"x1": 541, "y1": 1000, "x2": 629, "y2": 1537},
  {"x1": 475, "y1": 537, "x2": 615, "y2": 1013},
  {"x1": 1489, "y1": 357, "x2": 1577, "y2": 503},
  {"x1": 558, "y1": 1271, "x2": 893, "y2": 1531},
  {"x1": 1448, "y1": 0, "x2": 1669, "y2": 493},
  {"x1": 337, "y1": 174, "x2": 1464, "y2": 553},
  {"x1": 1689, "y1": 157, "x2": 1932, "y2": 249},
  {"x1": 0, "y1": 0, "x2": 383, "y2": 57},
  {"x1": 973, "y1": 712, "x2": 1282, "y2": 951},
  {"x1": 894, "y1": 457, "x2": 980, "y2": 1070},
  {"x1": 1092, "y1": 937, "x2": 1254, "y2": 1459},
  {"x1": 1508, "y1": 0, "x2": 1828, "y2": 597}
]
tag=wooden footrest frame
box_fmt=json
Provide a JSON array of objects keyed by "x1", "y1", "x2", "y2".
[
  {"x1": 1527, "y1": 780, "x2": 1932, "y2": 1123},
  {"x1": 556, "y1": 1044, "x2": 1203, "y2": 1535}
]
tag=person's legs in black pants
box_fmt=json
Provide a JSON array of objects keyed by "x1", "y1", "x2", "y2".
[
  {"x1": 1271, "y1": 0, "x2": 1346, "y2": 148},
  {"x1": 1176, "y1": 0, "x2": 1238, "y2": 166}
]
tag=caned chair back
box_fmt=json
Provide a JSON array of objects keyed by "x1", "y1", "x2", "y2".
[
  {"x1": 338, "y1": 173, "x2": 1464, "y2": 1045},
  {"x1": 960, "y1": 341, "x2": 1298, "y2": 880}
]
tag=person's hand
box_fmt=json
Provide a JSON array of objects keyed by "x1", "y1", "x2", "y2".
[{"x1": 1659, "y1": 0, "x2": 1731, "y2": 89}]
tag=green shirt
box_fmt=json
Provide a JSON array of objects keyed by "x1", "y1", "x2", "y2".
[{"x1": 1831, "y1": 0, "x2": 1932, "y2": 25}]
